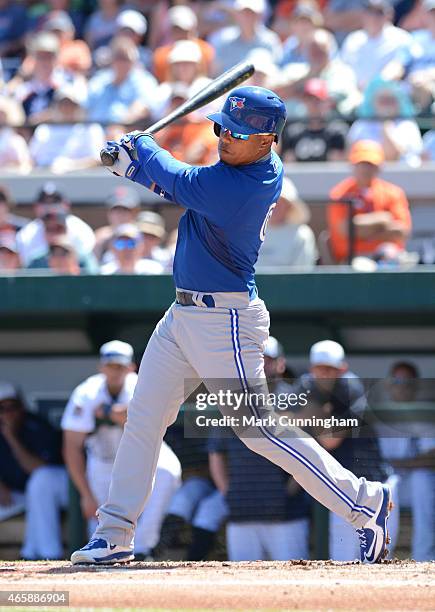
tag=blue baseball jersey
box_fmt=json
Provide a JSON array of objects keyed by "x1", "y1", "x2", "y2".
[{"x1": 127, "y1": 136, "x2": 283, "y2": 297}]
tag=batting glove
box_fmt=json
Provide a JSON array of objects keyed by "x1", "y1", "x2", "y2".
[
  {"x1": 119, "y1": 131, "x2": 155, "y2": 160},
  {"x1": 103, "y1": 141, "x2": 136, "y2": 177}
]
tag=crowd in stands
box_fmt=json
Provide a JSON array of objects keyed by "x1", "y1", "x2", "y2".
[
  {"x1": 1, "y1": 337, "x2": 433, "y2": 561},
  {"x1": 0, "y1": 0, "x2": 435, "y2": 269}
]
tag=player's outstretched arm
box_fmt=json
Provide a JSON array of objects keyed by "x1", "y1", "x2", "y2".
[{"x1": 103, "y1": 132, "x2": 189, "y2": 202}]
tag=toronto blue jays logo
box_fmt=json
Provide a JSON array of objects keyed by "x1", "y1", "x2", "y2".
[{"x1": 229, "y1": 96, "x2": 246, "y2": 111}]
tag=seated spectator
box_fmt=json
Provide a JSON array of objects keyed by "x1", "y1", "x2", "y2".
[
  {"x1": 0, "y1": 0, "x2": 27, "y2": 58},
  {"x1": 16, "y1": 182, "x2": 96, "y2": 269},
  {"x1": 244, "y1": 49, "x2": 279, "y2": 89},
  {"x1": 0, "y1": 236, "x2": 21, "y2": 272},
  {"x1": 84, "y1": 0, "x2": 124, "y2": 51},
  {"x1": 422, "y1": 129, "x2": 435, "y2": 161},
  {"x1": 211, "y1": 0, "x2": 282, "y2": 74},
  {"x1": 0, "y1": 96, "x2": 32, "y2": 173},
  {"x1": 115, "y1": 9, "x2": 150, "y2": 69},
  {"x1": 157, "y1": 41, "x2": 212, "y2": 115},
  {"x1": 157, "y1": 83, "x2": 218, "y2": 165},
  {"x1": 95, "y1": 186, "x2": 141, "y2": 263},
  {"x1": 0, "y1": 185, "x2": 28, "y2": 240},
  {"x1": 61, "y1": 341, "x2": 181, "y2": 556},
  {"x1": 255, "y1": 177, "x2": 317, "y2": 269},
  {"x1": 29, "y1": 85, "x2": 105, "y2": 173},
  {"x1": 86, "y1": 36, "x2": 159, "y2": 124},
  {"x1": 48, "y1": 235, "x2": 81, "y2": 275},
  {"x1": 400, "y1": 0, "x2": 435, "y2": 112},
  {"x1": 323, "y1": 0, "x2": 366, "y2": 45},
  {"x1": 277, "y1": 29, "x2": 361, "y2": 116},
  {"x1": 101, "y1": 224, "x2": 164, "y2": 275},
  {"x1": 42, "y1": 10, "x2": 92, "y2": 81},
  {"x1": 136, "y1": 210, "x2": 170, "y2": 268},
  {"x1": 280, "y1": 3, "x2": 325, "y2": 67},
  {"x1": 328, "y1": 140, "x2": 412, "y2": 263},
  {"x1": 340, "y1": 0, "x2": 414, "y2": 90},
  {"x1": 280, "y1": 78, "x2": 348, "y2": 162},
  {"x1": 153, "y1": 5, "x2": 215, "y2": 83},
  {"x1": 347, "y1": 78, "x2": 423, "y2": 166},
  {"x1": 0, "y1": 381, "x2": 67, "y2": 559},
  {"x1": 11, "y1": 32, "x2": 81, "y2": 122}
]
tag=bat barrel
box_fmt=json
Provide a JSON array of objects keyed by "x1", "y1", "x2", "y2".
[{"x1": 100, "y1": 61, "x2": 255, "y2": 167}]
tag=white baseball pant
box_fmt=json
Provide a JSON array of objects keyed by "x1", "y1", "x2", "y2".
[{"x1": 94, "y1": 296, "x2": 384, "y2": 547}]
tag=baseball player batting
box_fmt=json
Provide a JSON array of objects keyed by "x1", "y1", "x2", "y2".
[{"x1": 71, "y1": 86, "x2": 392, "y2": 565}]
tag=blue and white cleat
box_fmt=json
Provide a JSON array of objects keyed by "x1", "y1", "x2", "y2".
[
  {"x1": 357, "y1": 484, "x2": 393, "y2": 564},
  {"x1": 70, "y1": 538, "x2": 134, "y2": 565}
]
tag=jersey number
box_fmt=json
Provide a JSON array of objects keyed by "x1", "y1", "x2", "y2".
[{"x1": 260, "y1": 203, "x2": 276, "y2": 242}]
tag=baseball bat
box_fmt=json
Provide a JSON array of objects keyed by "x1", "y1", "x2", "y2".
[{"x1": 100, "y1": 61, "x2": 255, "y2": 166}]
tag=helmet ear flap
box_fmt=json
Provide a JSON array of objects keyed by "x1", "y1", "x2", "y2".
[{"x1": 213, "y1": 122, "x2": 221, "y2": 138}]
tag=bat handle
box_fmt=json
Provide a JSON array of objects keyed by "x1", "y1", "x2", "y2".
[{"x1": 100, "y1": 146, "x2": 119, "y2": 167}]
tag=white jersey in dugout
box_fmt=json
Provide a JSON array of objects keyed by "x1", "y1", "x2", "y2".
[{"x1": 61, "y1": 372, "x2": 138, "y2": 462}]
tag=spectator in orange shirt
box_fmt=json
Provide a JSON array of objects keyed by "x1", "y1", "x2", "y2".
[
  {"x1": 156, "y1": 83, "x2": 218, "y2": 166},
  {"x1": 43, "y1": 11, "x2": 92, "y2": 78},
  {"x1": 328, "y1": 140, "x2": 411, "y2": 263},
  {"x1": 153, "y1": 5, "x2": 214, "y2": 83}
]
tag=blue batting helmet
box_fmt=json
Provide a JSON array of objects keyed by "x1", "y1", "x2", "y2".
[{"x1": 207, "y1": 86, "x2": 286, "y2": 141}]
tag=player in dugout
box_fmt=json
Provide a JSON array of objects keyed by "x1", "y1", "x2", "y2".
[{"x1": 71, "y1": 86, "x2": 392, "y2": 565}]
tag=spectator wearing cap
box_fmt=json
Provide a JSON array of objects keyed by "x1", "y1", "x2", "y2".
[
  {"x1": 156, "y1": 40, "x2": 212, "y2": 117},
  {"x1": 86, "y1": 36, "x2": 159, "y2": 124},
  {"x1": 280, "y1": 78, "x2": 348, "y2": 162},
  {"x1": 84, "y1": 0, "x2": 124, "y2": 51},
  {"x1": 10, "y1": 32, "x2": 59, "y2": 113},
  {"x1": 153, "y1": 5, "x2": 215, "y2": 83},
  {"x1": 62, "y1": 341, "x2": 181, "y2": 557},
  {"x1": 11, "y1": 32, "x2": 78, "y2": 122},
  {"x1": 328, "y1": 140, "x2": 412, "y2": 263},
  {"x1": 115, "y1": 9, "x2": 150, "y2": 69},
  {"x1": 0, "y1": 0, "x2": 28, "y2": 58},
  {"x1": 280, "y1": 3, "x2": 324, "y2": 67},
  {"x1": 136, "y1": 210, "x2": 170, "y2": 268},
  {"x1": 292, "y1": 340, "x2": 398, "y2": 561},
  {"x1": 277, "y1": 28, "x2": 360, "y2": 116},
  {"x1": 16, "y1": 182, "x2": 96, "y2": 270},
  {"x1": 101, "y1": 224, "x2": 164, "y2": 275},
  {"x1": 210, "y1": 0, "x2": 282, "y2": 74},
  {"x1": 0, "y1": 96, "x2": 32, "y2": 173},
  {"x1": 48, "y1": 235, "x2": 81, "y2": 275},
  {"x1": 347, "y1": 78, "x2": 423, "y2": 166},
  {"x1": 208, "y1": 335, "x2": 311, "y2": 561},
  {"x1": 156, "y1": 81, "x2": 218, "y2": 166},
  {"x1": 340, "y1": 0, "x2": 414, "y2": 90},
  {"x1": 0, "y1": 381, "x2": 67, "y2": 559},
  {"x1": 255, "y1": 177, "x2": 317, "y2": 269},
  {"x1": 0, "y1": 186, "x2": 29, "y2": 241},
  {"x1": 29, "y1": 85, "x2": 105, "y2": 172},
  {"x1": 0, "y1": 236, "x2": 21, "y2": 272},
  {"x1": 95, "y1": 187, "x2": 140, "y2": 263},
  {"x1": 42, "y1": 10, "x2": 92, "y2": 80}
]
